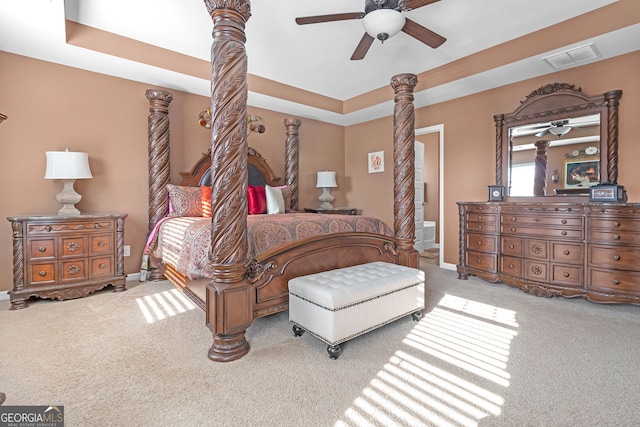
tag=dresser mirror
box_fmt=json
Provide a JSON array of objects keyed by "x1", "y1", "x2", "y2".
[{"x1": 493, "y1": 83, "x2": 622, "y2": 198}]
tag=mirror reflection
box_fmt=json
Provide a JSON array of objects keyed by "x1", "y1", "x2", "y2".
[{"x1": 508, "y1": 114, "x2": 600, "y2": 197}]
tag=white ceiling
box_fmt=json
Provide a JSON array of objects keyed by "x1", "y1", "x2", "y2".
[{"x1": 1, "y1": 0, "x2": 638, "y2": 125}]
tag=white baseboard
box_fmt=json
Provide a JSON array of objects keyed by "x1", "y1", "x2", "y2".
[
  {"x1": 0, "y1": 290, "x2": 8, "y2": 301},
  {"x1": 127, "y1": 272, "x2": 142, "y2": 282}
]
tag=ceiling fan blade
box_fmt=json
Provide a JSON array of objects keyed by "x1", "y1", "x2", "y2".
[
  {"x1": 404, "y1": 0, "x2": 441, "y2": 10},
  {"x1": 535, "y1": 129, "x2": 550, "y2": 137},
  {"x1": 295, "y1": 12, "x2": 364, "y2": 25},
  {"x1": 351, "y1": 33, "x2": 375, "y2": 61},
  {"x1": 401, "y1": 18, "x2": 446, "y2": 48}
]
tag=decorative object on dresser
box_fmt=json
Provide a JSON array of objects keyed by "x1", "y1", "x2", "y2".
[
  {"x1": 44, "y1": 149, "x2": 93, "y2": 215},
  {"x1": 316, "y1": 170, "x2": 337, "y2": 209},
  {"x1": 7, "y1": 213, "x2": 127, "y2": 310},
  {"x1": 488, "y1": 185, "x2": 504, "y2": 202},
  {"x1": 457, "y1": 202, "x2": 640, "y2": 305},
  {"x1": 304, "y1": 208, "x2": 358, "y2": 215}
]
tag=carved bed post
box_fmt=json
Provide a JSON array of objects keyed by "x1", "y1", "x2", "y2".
[
  {"x1": 390, "y1": 73, "x2": 419, "y2": 268},
  {"x1": 533, "y1": 140, "x2": 550, "y2": 196},
  {"x1": 205, "y1": 0, "x2": 252, "y2": 362},
  {"x1": 284, "y1": 118, "x2": 301, "y2": 211},
  {"x1": 145, "y1": 89, "x2": 173, "y2": 280}
]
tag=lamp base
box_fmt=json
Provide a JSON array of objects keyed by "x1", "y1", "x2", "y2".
[
  {"x1": 318, "y1": 187, "x2": 335, "y2": 210},
  {"x1": 56, "y1": 179, "x2": 82, "y2": 216}
]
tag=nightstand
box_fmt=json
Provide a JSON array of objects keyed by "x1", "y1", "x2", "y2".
[
  {"x1": 304, "y1": 208, "x2": 358, "y2": 215},
  {"x1": 7, "y1": 213, "x2": 127, "y2": 310}
]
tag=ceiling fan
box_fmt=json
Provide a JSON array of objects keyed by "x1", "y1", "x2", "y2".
[
  {"x1": 534, "y1": 120, "x2": 572, "y2": 137},
  {"x1": 295, "y1": 0, "x2": 446, "y2": 60}
]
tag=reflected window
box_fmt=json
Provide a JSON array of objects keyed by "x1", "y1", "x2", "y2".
[{"x1": 510, "y1": 163, "x2": 535, "y2": 196}]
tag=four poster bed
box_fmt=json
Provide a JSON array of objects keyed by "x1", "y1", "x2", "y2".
[{"x1": 145, "y1": 1, "x2": 420, "y2": 362}]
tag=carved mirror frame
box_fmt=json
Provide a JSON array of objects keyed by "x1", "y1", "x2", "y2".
[{"x1": 494, "y1": 83, "x2": 622, "y2": 198}]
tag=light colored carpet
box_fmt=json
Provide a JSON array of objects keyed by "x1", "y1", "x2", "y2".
[{"x1": 1, "y1": 261, "x2": 639, "y2": 426}]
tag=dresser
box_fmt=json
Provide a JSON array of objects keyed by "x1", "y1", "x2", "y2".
[
  {"x1": 457, "y1": 202, "x2": 640, "y2": 304},
  {"x1": 7, "y1": 213, "x2": 127, "y2": 309}
]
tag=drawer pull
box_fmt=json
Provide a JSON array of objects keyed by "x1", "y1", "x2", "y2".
[
  {"x1": 561, "y1": 231, "x2": 567, "y2": 236},
  {"x1": 508, "y1": 244, "x2": 514, "y2": 249},
  {"x1": 45, "y1": 225, "x2": 52, "y2": 232},
  {"x1": 98, "y1": 241, "x2": 105, "y2": 247},
  {"x1": 563, "y1": 250, "x2": 570, "y2": 255},
  {"x1": 38, "y1": 247, "x2": 46, "y2": 252},
  {"x1": 477, "y1": 241, "x2": 482, "y2": 246},
  {"x1": 613, "y1": 279, "x2": 620, "y2": 286},
  {"x1": 93, "y1": 223, "x2": 100, "y2": 229},
  {"x1": 563, "y1": 272, "x2": 569, "y2": 278},
  {"x1": 38, "y1": 271, "x2": 46, "y2": 277},
  {"x1": 561, "y1": 219, "x2": 567, "y2": 224},
  {"x1": 67, "y1": 241, "x2": 80, "y2": 252},
  {"x1": 476, "y1": 259, "x2": 481, "y2": 264},
  {"x1": 478, "y1": 225, "x2": 482, "y2": 230},
  {"x1": 613, "y1": 255, "x2": 621, "y2": 261},
  {"x1": 613, "y1": 221, "x2": 620, "y2": 227},
  {"x1": 99, "y1": 263, "x2": 106, "y2": 269},
  {"x1": 511, "y1": 227, "x2": 516, "y2": 232},
  {"x1": 613, "y1": 234, "x2": 620, "y2": 240},
  {"x1": 508, "y1": 263, "x2": 514, "y2": 269},
  {"x1": 477, "y1": 215, "x2": 482, "y2": 220},
  {"x1": 67, "y1": 265, "x2": 80, "y2": 275},
  {"x1": 511, "y1": 217, "x2": 517, "y2": 222}
]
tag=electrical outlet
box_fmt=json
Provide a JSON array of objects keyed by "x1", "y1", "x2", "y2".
[{"x1": 124, "y1": 245, "x2": 131, "y2": 257}]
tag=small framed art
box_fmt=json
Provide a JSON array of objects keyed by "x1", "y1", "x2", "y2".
[
  {"x1": 368, "y1": 151, "x2": 384, "y2": 173},
  {"x1": 488, "y1": 185, "x2": 504, "y2": 201}
]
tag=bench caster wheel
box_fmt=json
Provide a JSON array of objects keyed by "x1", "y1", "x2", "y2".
[
  {"x1": 292, "y1": 324, "x2": 305, "y2": 337},
  {"x1": 327, "y1": 344, "x2": 342, "y2": 360},
  {"x1": 411, "y1": 310, "x2": 423, "y2": 321}
]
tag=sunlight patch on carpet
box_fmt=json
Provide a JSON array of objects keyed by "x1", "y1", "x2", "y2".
[
  {"x1": 136, "y1": 288, "x2": 196, "y2": 323},
  {"x1": 336, "y1": 294, "x2": 517, "y2": 427}
]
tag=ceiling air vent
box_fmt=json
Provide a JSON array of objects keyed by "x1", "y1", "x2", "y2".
[{"x1": 542, "y1": 43, "x2": 601, "y2": 70}]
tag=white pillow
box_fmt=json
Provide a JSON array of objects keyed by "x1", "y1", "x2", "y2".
[{"x1": 265, "y1": 185, "x2": 285, "y2": 214}]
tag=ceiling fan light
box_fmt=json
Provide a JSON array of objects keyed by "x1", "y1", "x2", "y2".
[
  {"x1": 549, "y1": 126, "x2": 571, "y2": 136},
  {"x1": 362, "y1": 9, "x2": 406, "y2": 42}
]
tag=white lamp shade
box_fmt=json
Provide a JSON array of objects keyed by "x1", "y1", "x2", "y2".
[
  {"x1": 362, "y1": 9, "x2": 406, "y2": 40},
  {"x1": 45, "y1": 151, "x2": 93, "y2": 179},
  {"x1": 316, "y1": 171, "x2": 337, "y2": 188}
]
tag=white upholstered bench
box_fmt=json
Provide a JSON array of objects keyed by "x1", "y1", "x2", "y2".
[{"x1": 288, "y1": 261, "x2": 425, "y2": 359}]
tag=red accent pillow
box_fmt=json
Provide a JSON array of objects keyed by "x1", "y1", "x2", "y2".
[
  {"x1": 201, "y1": 186, "x2": 212, "y2": 218},
  {"x1": 247, "y1": 185, "x2": 267, "y2": 214}
]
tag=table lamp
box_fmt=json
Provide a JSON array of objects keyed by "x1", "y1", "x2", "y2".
[
  {"x1": 44, "y1": 149, "x2": 93, "y2": 215},
  {"x1": 316, "y1": 171, "x2": 337, "y2": 210}
]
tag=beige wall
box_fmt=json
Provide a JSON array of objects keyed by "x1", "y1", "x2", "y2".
[
  {"x1": 1, "y1": 50, "x2": 639, "y2": 293},
  {"x1": 0, "y1": 52, "x2": 345, "y2": 292}
]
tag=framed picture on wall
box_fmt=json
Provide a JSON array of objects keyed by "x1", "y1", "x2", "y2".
[
  {"x1": 368, "y1": 151, "x2": 384, "y2": 173},
  {"x1": 563, "y1": 158, "x2": 600, "y2": 188}
]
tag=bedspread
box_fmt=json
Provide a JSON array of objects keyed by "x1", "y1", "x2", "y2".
[{"x1": 153, "y1": 213, "x2": 393, "y2": 279}]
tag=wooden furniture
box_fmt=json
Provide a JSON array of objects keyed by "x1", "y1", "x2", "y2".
[
  {"x1": 457, "y1": 202, "x2": 640, "y2": 304},
  {"x1": 493, "y1": 83, "x2": 622, "y2": 197},
  {"x1": 304, "y1": 208, "x2": 357, "y2": 215},
  {"x1": 145, "y1": 1, "x2": 418, "y2": 362},
  {"x1": 289, "y1": 262, "x2": 424, "y2": 359},
  {"x1": 7, "y1": 213, "x2": 127, "y2": 310}
]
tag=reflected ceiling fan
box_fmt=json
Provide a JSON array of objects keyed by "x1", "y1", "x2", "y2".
[
  {"x1": 534, "y1": 120, "x2": 572, "y2": 137},
  {"x1": 295, "y1": 0, "x2": 446, "y2": 60}
]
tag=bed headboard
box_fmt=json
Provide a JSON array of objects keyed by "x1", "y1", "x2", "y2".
[{"x1": 179, "y1": 147, "x2": 281, "y2": 188}]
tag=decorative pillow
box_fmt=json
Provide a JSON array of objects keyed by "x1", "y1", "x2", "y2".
[
  {"x1": 201, "y1": 185, "x2": 212, "y2": 218},
  {"x1": 247, "y1": 185, "x2": 267, "y2": 215},
  {"x1": 265, "y1": 185, "x2": 285, "y2": 214},
  {"x1": 167, "y1": 184, "x2": 203, "y2": 217}
]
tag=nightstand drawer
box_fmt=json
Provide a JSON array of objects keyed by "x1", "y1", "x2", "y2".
[
  {"x1": 90, "y1": 234, "x2": 113, "y2": 255},
  {"x1": 90, "y1": 256, "x2": 114, "y2": 278},
  {"x1": 29, "y1": 263, "x2": 56, "y2": 285},
  {"x1": 60, "y1": 236, "x2": 87, "y2": 257},
  {"x1": 29, "y1": 239, "x2": 55, "y2": 259},
  {"x1": 60, "y1": 259, "x2": 88, "y2": 282}
]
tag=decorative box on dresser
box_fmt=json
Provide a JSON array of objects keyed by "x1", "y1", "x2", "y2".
[
  {"x1": 457, "y1": 202, "x2": 640, "y2": 305},
  {"x1": 7, "y1": 213, "x2": 127, "y2": 310}
]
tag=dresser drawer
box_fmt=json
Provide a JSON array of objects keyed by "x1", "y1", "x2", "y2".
[
  {"x1": 466, "y1": 233, "x2": 497, "y2": 254},
  {"x1": 588, "y1": 218, "x2": 640, "y2": 232},
  {"x1": 60, "y1": 236, "x2": 87, "y2": 258},
  {"x1": 501, "y1": 237, "x2": 523, "y2": 256},
  {"x1": 29, "y1": 263, "x2": 56, "y2": 285},
  {"x1": 588, "y1": 230, "x2": 640, "y2": 245},
  {"x1": 28, "y1": 239, "x2": 55, "y2": 259},
  {"x1": 465, "y1": 251, "x2": 497, "y2": 273},
  {"x1": 466, "y1": 212, "x2": 497, "y2": 224},
  {"x1": 588, "y1": 245, "x2": 640, "y2": 270},
  {"x1": 502, "y1": 215, "x2": 583, "y2": 227},
  {"x1": 90, "y1": 234, "x2": 114, "y2": 255},
  {"x1": 466, "y1": 221, "x2": 497, "y2": 233},
  {"x1": 588, "y1": 268, "x2": 640, "y2": 294},
  {"x1": 502, "y1": 225, "x2": 583, "y2": 240},
  {"x1": 526, "y1": 240, "x2": 548, "y2": 260},
  {"x1": 524, "y1": 260, "x2": 548, "y2": 282},
  {"x1": 551, "y1": 242, "x2": 583, "y2": 265},
  {"x1": 90, "y1": 256, "x2": 114, "y2": 278},
  {"x1": 60, "y1": 259, "x2": 88, "y2": 282},
  {"x1": 551, "y1": 264, "x2": 583, "y2": 287},
  {"x1": 500, "y1": 256, "x2": 522, "y2": 277}
]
